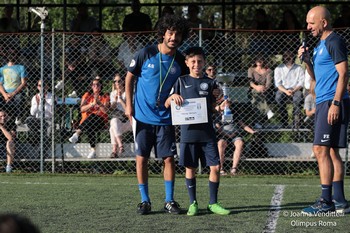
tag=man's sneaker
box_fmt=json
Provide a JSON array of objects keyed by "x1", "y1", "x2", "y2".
[
  {"x1": 164, "y1": 201, "x2": 181, "y2": 214},
  {"x1": 87, "y1": 150, "x2": 96, "y2": 159},
  {"x1": 69, "y1": 133, "x2": 79, "y2": 143},
  {"x1": 333, "y1": 199, "x2": 350, "y2": 214},
  {"x1": 207, "y1": 203, "x2": 230, "y2": 215},
  {"x1": 6, "y1": 165, "x2": 12, "y2": 173},
  {"x1": 187, "y1": 201, "x2": 199, "y2": 216},
  {"x1": 302, "y1": 198, "x2": 335, "y2": 214},
  {"x1": 137, "y1": 201, "x2": 151, "y2": 215},
  {"x1": 267, "y1": 110, "x2": 274, "y2": 119}
]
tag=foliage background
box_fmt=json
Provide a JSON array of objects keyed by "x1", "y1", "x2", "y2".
[{"x1": 1, "y1": 0, "x2": 348, "y2": 32}]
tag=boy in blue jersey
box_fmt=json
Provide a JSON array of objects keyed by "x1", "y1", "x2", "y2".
[
  {"x1": 299, "y1": 6, "x2": 350, "y2": 214},
  {"x1": 165, "y1": 47, "x2": 230, "y2": 216},
  {"x1": 125, "y1": 15, "x2": 190, "y2": 215}
]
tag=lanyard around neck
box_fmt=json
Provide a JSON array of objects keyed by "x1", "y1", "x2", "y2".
[{"x1": 157, "y1": 50, "x2": 176, "y2": 106}]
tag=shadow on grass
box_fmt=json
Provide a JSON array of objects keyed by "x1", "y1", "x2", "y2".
[{"x1": 229, "y1": 202, "x2": 311, "y2": 214}]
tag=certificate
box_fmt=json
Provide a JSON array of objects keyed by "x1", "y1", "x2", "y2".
[{"x1": 171, "y1": 97, "x2": 208, "y2": 125}]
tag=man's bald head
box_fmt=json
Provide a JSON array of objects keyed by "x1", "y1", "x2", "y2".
[
  {"x1": 306, "y1": 6, "x2": 332, "y2": 38},
  {"x1": 308, "y1": 6, "x2": 331, "y2": 23}
]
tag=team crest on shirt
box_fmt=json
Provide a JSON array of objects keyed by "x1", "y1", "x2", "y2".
[
  {"x1": 129, "y1": 59, "x2": 136, "y2": 67},
  {"x1": 200, "y1": 82, "x2": 209, "y2": 90},
  {"x1": 199, "y1": 82, "x2": 209, "y2": 95},
  {"x1": 170, "y1": 67, "x2": 177, "y2": 74}
]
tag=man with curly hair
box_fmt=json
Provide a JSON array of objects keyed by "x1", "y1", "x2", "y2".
[{"x1": 125, "y1": 15, "x2": 190, "y2": 215}]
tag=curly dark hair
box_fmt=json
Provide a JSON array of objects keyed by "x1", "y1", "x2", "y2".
[{"x1": 157, "y1": 15, "x2": 190, "y2": 45}]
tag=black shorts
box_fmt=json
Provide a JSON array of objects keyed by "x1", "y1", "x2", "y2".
[
  {"x1": 314, "y1": 98, "x2": 350, "y2": 148},
  {"x1": 134, "y1": 120, "x2": 176, "y2": 158},
  {"x1": 179, "y1": 141, "x2": 220, "y2": 168}
]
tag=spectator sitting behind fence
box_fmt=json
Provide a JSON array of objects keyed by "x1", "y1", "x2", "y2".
[
  {"x1": 109, "y1": 74, "x2": 131, "y2": 158},
  {"x1": 25, "y1": 79, "x2": 54, "y2": 145},
  {"x1": 0, "y1": 51, "x2": 27, "y2": 125},
  {"x1": 69, "y1": 77, "x2": 110, "y2": 159},
  {"x1": 165, "y1": 46, "x2": 230, "y2": 216},
  {"x1": 248, "y1": 56, "x2": 274, "y2": 129},
  {"x1": 274, "y1": 51, "x2": 304, "y2": 128},
  {"x1": 70, "y1": 2, "x2": 98, "y2": 32},
  {"x1": 64, "y1": 59, "x2": 91, "y2": 98},
  {"x1": 304, "y1": 78, "x2": 316, "y2": 129},
  {"x1": 205, "y1": 63, "x2": 216, "y2": 80},
  {"x1": 0, "y1": 109, "x2": 16, "y2": 173},
  {"x1": 215, "y1": 99, "x2": 256, "y2": 176}
]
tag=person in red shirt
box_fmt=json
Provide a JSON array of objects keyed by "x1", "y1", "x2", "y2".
[{"x1": 69, "y1": 77, "x2": 110, "y2": 158}]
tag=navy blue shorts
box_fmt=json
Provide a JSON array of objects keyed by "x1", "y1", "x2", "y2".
[
  {"x1": 179, "y1": 141, "x2": 220, "y2": 168},
  {"x1": 134, "y1": 120, "x2": 176, "y2": 158},
  {"x1": 314, "y1": 98, "x2": 349, "y2": 148}
]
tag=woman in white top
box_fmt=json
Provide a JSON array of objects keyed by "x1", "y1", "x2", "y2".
[{"x1": 109, "y1": 74, "x2": 131, "y2": 158}]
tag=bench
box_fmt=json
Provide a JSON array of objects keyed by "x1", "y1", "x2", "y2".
[
  {"x1": 243, "y1": 143, "x2": 349, "y2": 162},
  {"x1": 8, "y1": 141, "x2": 349, "y2": 163}
]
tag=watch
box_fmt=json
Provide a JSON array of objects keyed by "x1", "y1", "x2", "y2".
[{"x1": 332, "y1": 100, "x2": 340, "y2": 106}]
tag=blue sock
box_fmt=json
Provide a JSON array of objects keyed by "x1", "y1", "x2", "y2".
[
  {"x1": 138, "y1": 183, "x2": 150, "y2": 203},
  {"x1": 209, "y1": 181, "x2": 219, "y2": 205},
  {"x1": 333, "y1": 180, "x2": 346, "y2": 203},
  {"x1": 164, "y1": 180, "x2": 174, "y2": 202},
  {"x1": 186, "y1": 178, "x2": 196, "y2": 204},
  {"x1": 321, "y1": 184, "x2": 332, "y2": 203}
]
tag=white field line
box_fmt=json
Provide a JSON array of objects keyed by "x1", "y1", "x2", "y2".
[{"x1": 262, "y1": 185, "x2": 285, "y2": 233}]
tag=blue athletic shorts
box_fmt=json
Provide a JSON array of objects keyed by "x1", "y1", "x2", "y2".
[
  {"x1": 179, "y1": 141, "x2": 220, "y2": 168},
  {"x1": 314, "y1": 98, "x2": 349, "y2": 148},
  {"x1": 134, "y1": 120, "x2": 176, "y2": 158}
]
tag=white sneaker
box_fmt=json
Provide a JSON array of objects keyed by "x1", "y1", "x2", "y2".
[
  {"x1": 6, "y1": 165, "x2": 12, "y2": 173},
  {"x1": 68, "y1": 91, "x2": 78, "y2": 98},
  {"x1": 55, "y1": 80, "x2": 64, "y2": 90},
  {"x1": 87, "y1": 150, "x2": 96, "y2": 159},
  {"x1": 69, "y1": 133, "x2": 79, "y2": 143},
  {"x1": 15, "y1": 117, "x2": 22, "y2": 126},
  {"x1": 267, "y1": 110, "x2": 275, "y2": 120}
]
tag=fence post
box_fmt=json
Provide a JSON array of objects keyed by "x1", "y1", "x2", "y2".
[{"x1": 51, "y1": 29, "x2": 55, "y2": 173}]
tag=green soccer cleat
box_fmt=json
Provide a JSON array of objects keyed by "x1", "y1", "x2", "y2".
[
  {"x1": 207, "y1": 203, "x2": 230, "y2": 215},
  {"x1": 187, "y1": 201, "x2": 199, "y2": 216}
]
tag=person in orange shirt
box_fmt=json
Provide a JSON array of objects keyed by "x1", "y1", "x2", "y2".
[{"x1": 69, "y1": 77, "x2": 110, "y2": 158}]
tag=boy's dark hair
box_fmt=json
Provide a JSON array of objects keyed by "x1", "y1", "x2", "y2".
[
  {"x1": 184, "y1": 46, "x2": 205, "y2": 59},
  {"x1": 0, "y1": 213, "x2": 41, "y2": 233},
  {"x1": 157, "y1": 15, "x2": 190, "y2": 45}
]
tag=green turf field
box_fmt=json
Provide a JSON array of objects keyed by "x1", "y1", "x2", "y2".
[{"x1": 0, "y1": 174, "x2": 349, "y2": 233}]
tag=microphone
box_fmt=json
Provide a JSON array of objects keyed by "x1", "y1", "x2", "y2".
[{"x1": 300, "y1": 38, "x2": 306, "y2": 64}]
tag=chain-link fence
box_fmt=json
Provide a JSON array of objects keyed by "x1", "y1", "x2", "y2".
[{"x1": 0, "y1": 28, "x2": 349, "y2": 175}]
